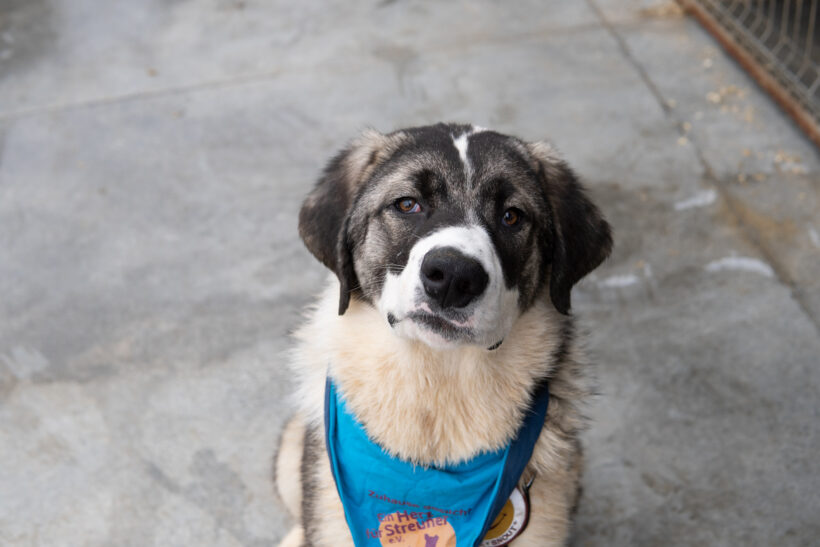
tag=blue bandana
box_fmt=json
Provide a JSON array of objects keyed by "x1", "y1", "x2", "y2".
[{"x1": 324, "y1": 376, "x2": 549, "y2": 547}]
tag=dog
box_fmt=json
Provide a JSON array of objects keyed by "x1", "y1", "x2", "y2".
[{"x1": 274, "y1": 123, "x2": 612, "y2": 547}]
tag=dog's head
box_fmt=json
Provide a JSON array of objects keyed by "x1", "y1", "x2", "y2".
[{"x1": 299, "y1": 123, "x2": 612, "y2": 349}]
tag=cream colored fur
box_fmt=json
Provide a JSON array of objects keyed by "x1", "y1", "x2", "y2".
[
  {"x1": 276, "y1": 277, "x2": 590, "y2": 546},
  {"x1": 278, "y1": 526, "x2": 306, "y2": 547},
  {"x1": 275, "y1": 414, "x2": 306, "y2": 519}
]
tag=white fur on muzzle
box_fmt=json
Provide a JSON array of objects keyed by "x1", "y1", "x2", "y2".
[{"x1": 377, "y1": 225, "x2": 519, "y2": 349}]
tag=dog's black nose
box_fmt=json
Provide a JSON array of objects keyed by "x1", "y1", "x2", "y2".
[{"x1": 420, "y1": 247, "x2": 489, "y2": 309}]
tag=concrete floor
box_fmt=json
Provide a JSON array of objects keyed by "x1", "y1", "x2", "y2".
[{"x1": 1, "y1": 0, "x2": 819, "y2": 545}]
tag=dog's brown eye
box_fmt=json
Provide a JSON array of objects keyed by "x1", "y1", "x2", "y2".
[
  {"x1": 502, "y1": 208, "x2": 522, "y2": 227},
  {"x1": 395, "y1": 197, "x2": 421, "y2": 214}
]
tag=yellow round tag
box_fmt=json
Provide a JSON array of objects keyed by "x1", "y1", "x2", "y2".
[{"x1": 480, "y1": 487, "x2": 529, "y2": 547}]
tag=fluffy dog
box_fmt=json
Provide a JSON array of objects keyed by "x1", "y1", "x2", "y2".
[{"x1": 274, "y1": 123, "x2": 612, "y2": 546}]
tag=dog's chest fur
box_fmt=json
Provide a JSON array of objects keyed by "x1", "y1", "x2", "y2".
[
  {"x1": 337, "y1": 297, "x2": 566, "y2": 465},
  {"x1": 286, "y1": 281, "x2": 590, "y2": 546}
]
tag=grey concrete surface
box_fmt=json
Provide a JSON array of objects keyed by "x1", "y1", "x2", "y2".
[{"x1": 1, "y1": 0, "x2": 818, "y2": 545}]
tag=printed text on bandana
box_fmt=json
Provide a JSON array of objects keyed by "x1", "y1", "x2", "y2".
[{"x1": 366, "y1": 490, "x2": 461, "y2": 546}]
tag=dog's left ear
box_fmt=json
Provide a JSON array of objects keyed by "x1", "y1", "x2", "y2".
[
  {"x1": 528, "y1": 142, "x2": 613, "y2": 315},
  {"x1": 299, "y1": 128, "x2": 407, "y2": 315}
]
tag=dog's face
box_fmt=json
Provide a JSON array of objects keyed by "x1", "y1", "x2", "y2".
[{"x1": 299, "y1": 123, "x2": 611, "y2": 349}]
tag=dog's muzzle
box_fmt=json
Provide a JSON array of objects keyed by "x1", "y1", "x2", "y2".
[{"x1": 420, "y1": 247, "x2": 489, "y2": 309}]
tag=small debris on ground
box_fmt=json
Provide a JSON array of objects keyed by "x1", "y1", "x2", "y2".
[
  {"x1": 706, "y1": 85, "x2": 748, "y2": 104},
  {"x1": 640, "y1": 1, "x2": 685, "y2": 18},
  {"x1": 773, "y1": 150, "x2": 807, "y2": 174}
]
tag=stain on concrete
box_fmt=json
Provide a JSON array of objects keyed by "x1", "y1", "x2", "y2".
[
  {"x1": 673, "y1": 188, "x2": 717, "y2": 210},
  {"x1": 704, "y1": 256, "x2": 775, "y2": 277},
  {"x1": 0, "y1": 0, "x2": 55, "y2": 77},
  {"x1": 1, "y1": 346, "x2": 51, "y2": 380},
  {"x1": 186, "y1": 449, "x2": 273, "y2": 547},
  {"x1": 721, "y1": 196, "x2": 799, "y2": 241}
]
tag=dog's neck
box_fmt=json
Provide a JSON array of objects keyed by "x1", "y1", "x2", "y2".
[{"x1": 327, "y1": 295, "x2": 563, "y2": 466}]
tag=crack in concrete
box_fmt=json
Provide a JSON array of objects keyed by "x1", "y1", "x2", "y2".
[
  {"x1": 0, "y1": 19, "x2": 622, "y2": 123},
  {"x1": 586, "y1": 0, "x2": 820, "y2": 337},
  {"x1": 0, "y1": 69, "x2": 286, "y2": 122},
  {"x1": 142, "y1": 457, "x2": 273, "y2": 547}
]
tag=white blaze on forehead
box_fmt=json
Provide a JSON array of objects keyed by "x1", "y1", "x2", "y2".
[{"x1": 452, "y1": 132, "x2": 473, "y2": 181}]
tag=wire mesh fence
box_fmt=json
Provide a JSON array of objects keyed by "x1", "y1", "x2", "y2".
[{"x1": 681, "y1": 0, "x2": 820, "y2": 145}]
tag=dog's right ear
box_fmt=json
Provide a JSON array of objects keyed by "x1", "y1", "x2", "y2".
[{"x1": 299, "y1": 129, "x2": 406, "y2": 315}]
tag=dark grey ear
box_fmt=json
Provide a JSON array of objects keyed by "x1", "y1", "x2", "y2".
[
  {"x1": 529, "y1": 142, "x2": 613, "y2": 315},
  {"x1": 298, "y1": 129, "x2": 406, "y2": 314}
]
